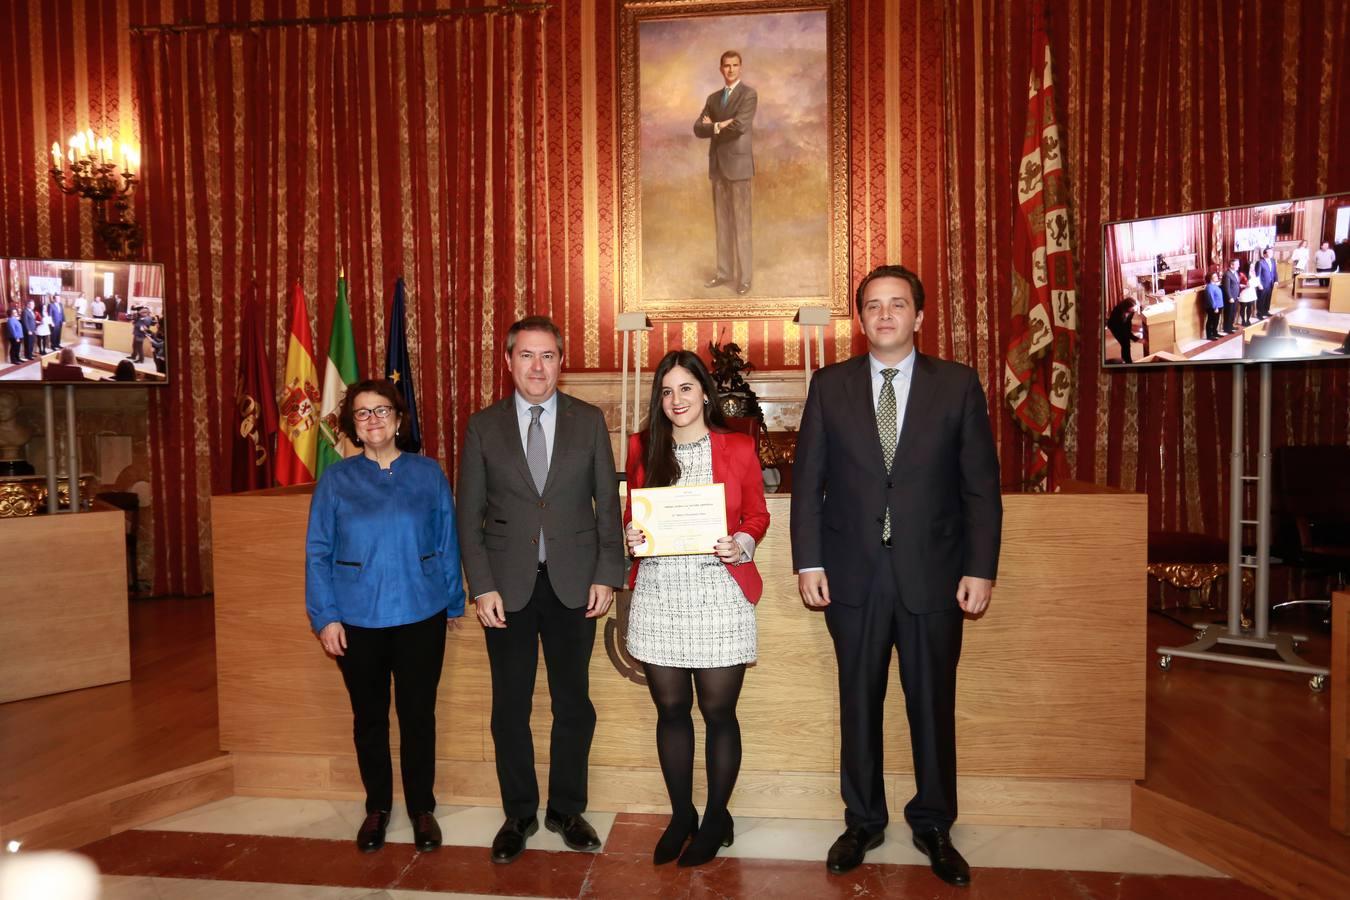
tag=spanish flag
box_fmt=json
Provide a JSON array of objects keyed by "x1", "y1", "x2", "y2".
[{"x1": 276, "y1": 281, "x2": 321, "y2": 485}]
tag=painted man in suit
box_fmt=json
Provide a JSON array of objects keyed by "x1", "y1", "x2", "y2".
[
  {"x1": 791, "y1": 265, "x2": 1002, "y2": 887},
  {"x1": 1254, "y1": 247, "x2": 1278, "y2": 320},
  {"x1": 457, "y1": 315, "x2": 625, "y2": 865},
  {"x1": 694, "y1": 50, "x2": 757, "y2": 296}
]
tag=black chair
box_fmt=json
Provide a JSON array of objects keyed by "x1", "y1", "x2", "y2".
[{"x1": 1271, "y1": 445, "x2": 1350, "y2": 621}]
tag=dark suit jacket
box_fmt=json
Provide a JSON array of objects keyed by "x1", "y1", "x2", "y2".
[
  {"x1": 1256, "y1": 258, "x2": 1278, "y2": 291},
  {"x1": 1222, "y1": 270, "x2": 1241, "y2": 302},
  {"x1": 21, "y1": 308, "x2": 35, "y2": 334},
  {"x1": 457, "y1": 391, "x2": 625, "y2": 613},
  {"x1": 790, "y1": 353, "x2": 1002, "y2": 613},
  {"x1": 693, "y1": 83, "x2": 757, "y2": 181}
]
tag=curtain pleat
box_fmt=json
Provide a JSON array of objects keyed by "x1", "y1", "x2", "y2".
[{"x1": 134, "y1": 15, "x2": 539, "y2": 594}]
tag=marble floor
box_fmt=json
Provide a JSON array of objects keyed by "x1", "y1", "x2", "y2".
[{"x1": 77, "y1": 796, "x2": 1266, "y2": 899}]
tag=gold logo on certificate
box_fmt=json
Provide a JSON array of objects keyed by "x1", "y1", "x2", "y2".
[{"x1": 629, "y1": 483, "x2": 727, "y2": 557}]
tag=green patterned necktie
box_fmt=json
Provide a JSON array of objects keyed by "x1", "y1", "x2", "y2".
[{"x1": 878, "y1": 368, "x2": 899, "y2": 541}]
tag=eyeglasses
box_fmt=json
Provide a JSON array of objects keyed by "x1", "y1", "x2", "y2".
[{"x1": 353, "y1": 405, "x2": 394, "y2": 422}]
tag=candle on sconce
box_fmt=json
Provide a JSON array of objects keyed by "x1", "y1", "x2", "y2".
[{"x1": 51, "y1": 142, "x2": 61, "y2": 168}]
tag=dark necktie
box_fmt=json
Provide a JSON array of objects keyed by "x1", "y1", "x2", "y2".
[
  {"x1": 722, "y1": 86, "x2": 731, "y2": 108},
  {"x1": 527, "y1": 406, "x2": 547, "y2": 560},
  {"x1": 878, "y1": 369, "x2": 899, "y2": 542}
]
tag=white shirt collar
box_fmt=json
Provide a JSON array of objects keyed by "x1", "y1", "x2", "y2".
[
  {"x1": 514, "y1": 390, "x2": 558, "y2": 418},
  {"x1": 868, "y1": 350, "x2": 917, "y2": 380}
]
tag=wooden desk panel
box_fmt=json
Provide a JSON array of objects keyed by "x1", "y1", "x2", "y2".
[
  {"x1": 0, "y1": 509, "x2": 129, "y2": 703},
  {"x1": 213, "y1": 489, "x2": 1146, "y2": 825},
  {"x1": 1331, "y1": 274, "x2": 1350, "y2": 314}
]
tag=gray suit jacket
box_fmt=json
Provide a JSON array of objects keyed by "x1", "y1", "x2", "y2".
[
  {"x1": 457, "y1": 391, "x2": 625, "y2": 613},
  {"x1": 693, "y1": 83, "x2": 757, "y2": 181}
]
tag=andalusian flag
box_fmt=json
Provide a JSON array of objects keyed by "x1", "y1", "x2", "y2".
[
  {"x1": 276, "y1": 281, "x2": 321, "y2": 485},
  {"x1": 1002, "y1": 17, "x2": 1078, "y2": 490},
  {"x1": 316, "y1": 272, "x2": 359, "y2": 477}
]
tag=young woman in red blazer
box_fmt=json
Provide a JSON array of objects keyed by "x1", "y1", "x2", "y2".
[{"x1": 622, "y1": 349, "x2": 769, "y2": 868}]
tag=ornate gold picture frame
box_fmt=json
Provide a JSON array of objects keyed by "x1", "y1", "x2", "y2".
[{"x1": 619, "y1": 0, "x2": 849, "y2": 321}]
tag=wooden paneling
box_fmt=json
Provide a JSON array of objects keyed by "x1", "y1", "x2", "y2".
[
  {"x1": 212, "y1": 488, "x2": 1145, "y2": 822},
  {"x1": 0, "y1": 756, "x2": 233, "y2": 851},
  {"x1": 1333, "y1": 590, "x2": 1348, "y2": 834},
  {"x1": 1133, "y1": 785, "x2": 1350, "y2": 900},
  {"x1": 0, "y1": 509, "x2": 128, "y2": 703}
]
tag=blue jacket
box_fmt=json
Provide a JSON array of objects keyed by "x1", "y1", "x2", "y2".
[
  {"x1": 1205, "y1": 283, "x2": 1224, "y2": 312},
  {"x1": 305, "y1": 452, "x2": 465, "y2": 632},
  {"x1": 1256, "y1": 258, "x2": 1277, "y2": 290},
  {"x1": 5, "y1": 316, "x2": 21, "y2": 340},
  {"x1": 48, "y1": 302, "x2": 64, "y2": 326}
]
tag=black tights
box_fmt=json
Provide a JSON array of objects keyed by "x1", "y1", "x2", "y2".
[{"x1": 644, "y1": 662, "x2": 746, "y2": 823}]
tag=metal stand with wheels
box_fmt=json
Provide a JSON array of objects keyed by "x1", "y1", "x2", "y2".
[{"x1": 1155, "y1": 363, "x2": 1330, "y2": 693}]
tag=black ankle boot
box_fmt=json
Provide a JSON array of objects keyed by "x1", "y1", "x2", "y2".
[
  {"x1": 653, "y1": 807, "x2": 698, "y2": 865},
  {"x1": 677, "y1": 811, "x2": 733, "y2": 867}
]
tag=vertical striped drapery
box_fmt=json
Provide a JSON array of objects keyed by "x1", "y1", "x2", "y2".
[{"x1": 134, "y1": 13, "x2": 541, "y2": 594}]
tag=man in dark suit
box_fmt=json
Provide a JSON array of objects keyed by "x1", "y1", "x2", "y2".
[
  {"x1": 457, "y1": 315, "x2": 625, "y2": 865},
  {"x1": 20, "y1": 300, "x2": 36, "y2": 361},
  {"x1": 1222, "y1": 259, "x2": 1242, "y2": 333},
  {"x1": 694, "y1": 50, "x2": 757, "y2": 296},
  {"x1": 1254, "y1": 247, "x2": 1278, "y2": 320},
  {"x1": 791, "y1": 265, "x2": 1002, "y2": 887}
]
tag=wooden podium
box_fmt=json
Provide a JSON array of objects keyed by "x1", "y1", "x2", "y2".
[{"x1": 212, "y1": 486, "x2": 1146, "y2": 827}]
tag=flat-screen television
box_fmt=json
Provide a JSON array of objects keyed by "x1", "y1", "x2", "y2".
[
  {"x1": 1, "y1": 257, "x2": 167, "y2": 384},
  {"x1": 1102, "y1": 191, "x2": 1350, "y2": 368}
]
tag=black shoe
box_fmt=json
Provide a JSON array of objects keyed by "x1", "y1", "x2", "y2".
[
  {"x1": 545, "y1": 808, "x2": 601, "y2": 852},
  {"x1": 677, "y1": 812, "x2": 733, "y2": 867},
  {"x1": 705, "y1": 276, "x2": 730, "y2": 289},
  {"x1": 736, "y1": 283, "x2": 751, "y2": 295},
  {"x1": 912, "y1": 828, "x2": 971, "y2": 886},
  {"x1": 356, "y1": 810, "x2": 390, "y2": 853},
  {"x1": 826, "y1": 826, "x2": 884, "y2": 874},
  {"x1": 653, "y1": 807, "x2": 698, "y2": 865},
  {"x1": 491, "y1": 815, "x2": 538, "y2": 864},
  {"x1": 412, "y1": 811, "x2": 442, "y2": 851}
]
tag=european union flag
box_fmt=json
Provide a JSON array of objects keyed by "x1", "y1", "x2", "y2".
[{"x1": 384, "y1": 276, "x2": 422, "y2": 453}]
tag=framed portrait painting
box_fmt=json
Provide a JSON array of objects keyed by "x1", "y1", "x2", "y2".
[{"x1": 619, "y1": 0, "x2": 849, "y2": 320}]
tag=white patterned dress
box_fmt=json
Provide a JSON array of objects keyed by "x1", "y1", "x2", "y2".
[{"x1": 626, "y1": 434, "x2": 757, "y2": 668}]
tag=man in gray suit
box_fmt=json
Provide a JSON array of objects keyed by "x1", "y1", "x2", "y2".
[
  {"x1": 694, "y1": 50, "x2": 757, "y2": 296},
  {"x1": 457, "y1": 315, "x2": 625, "y2": 865}
]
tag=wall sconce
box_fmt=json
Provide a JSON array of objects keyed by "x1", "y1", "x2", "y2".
[
  {"x1": 50, "y1": 130, "x2": 142, "y2": 260},
  {"x1": 793, "y1": 305, "x2": 831, "y2": 389},
  {"x1": 615, "y1": 311, "x2": 653, "y2": 470}
]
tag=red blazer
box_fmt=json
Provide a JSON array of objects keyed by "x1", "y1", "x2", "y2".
[{"x1": 624, "y1": 429, "x2": 770, "y2": 603}]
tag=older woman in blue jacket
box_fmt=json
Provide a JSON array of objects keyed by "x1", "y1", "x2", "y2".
[{"x1": 306, "y1": 378, "x2": 465, "y2": 855}]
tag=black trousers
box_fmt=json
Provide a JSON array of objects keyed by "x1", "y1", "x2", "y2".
[
  {"x1": 1205, "y1": 308, "x2": 1220, "y2": 340},
  {"x1": 51, "y1": 322, "x2": 62, "y2": 348},
  {"x1": 1221, "y1": 301, "x2": 1235, "y2": 333},
  {"x1": 6, "y1": 336, "x2": 18, "y2": 364},
  {"x1": 1257, "y1": 286, "x2": 1272, "y2": 317},
  {"x1": 335, "y1": 610, "x2": 447, "y2": 816},
  {"x1": 825, "y1": 551, "x2": 964, "y2": 833},
  {"x1": 484, "y1": 564, "x2": 597, "y2": 819}
]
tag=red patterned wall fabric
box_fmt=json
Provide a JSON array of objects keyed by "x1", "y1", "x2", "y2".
[{"x1": 0, "y1": 0, "x2": 1347, "y2": 593}]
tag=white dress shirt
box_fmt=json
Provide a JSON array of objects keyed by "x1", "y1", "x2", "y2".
[
  {"x1": 1315, "y1": 248, "x2": 1338, "y2": 271},
  {"x1": 514, "y1": 390, "x2": 558, "y2": 465}
]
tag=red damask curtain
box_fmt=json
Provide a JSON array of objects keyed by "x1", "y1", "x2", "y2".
[{"x1": 134, "y1": 13, "x2": 542, "y2": 594}]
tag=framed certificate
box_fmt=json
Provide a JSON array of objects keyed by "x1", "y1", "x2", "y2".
[{"x1": 630, "y1": 483, "x2": 728, "y2": 557}]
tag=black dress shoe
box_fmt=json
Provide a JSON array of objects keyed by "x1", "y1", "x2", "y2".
[
  {"x1": 736, "y1": 283, "x2": 751, "y2": 295},
  {"x1": 912, "y1": 828, "x2": 971, "y2": 886},
  {"x1": 653, "y1": 807, "x2": 698, "y2": 865},
  {"x1": 412, "y1": 811, "x2": 442, "y2": 851},
  {"x1": 356, "y1": 810, "x2": 390, "y2": 853},
  {"x1": 491, "y1": 815, "x2": 538, "y2": 864},
  {"x1": 826, "y1": 826, "x2": 884, "y2": 874},
  {"x1": 705, "y1": 276, "x2": 730, "y2": 289},
  {"x1": 677, "y1": 812, "x2": 733, "y2": 867},
  {"x1": 545, "y1": 808, "x2": 601, "y2": 851}
]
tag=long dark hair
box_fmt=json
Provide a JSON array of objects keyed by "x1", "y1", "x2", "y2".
[{"x1": 640, "y1": 350, "x2": 727, "y2": 488}]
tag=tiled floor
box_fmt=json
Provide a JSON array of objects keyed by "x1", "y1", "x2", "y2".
[{"x1": 74, "y1": 796, "x2": 1266, "y2": 899}]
